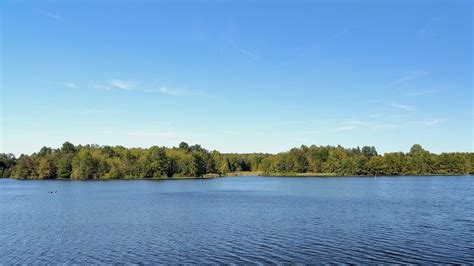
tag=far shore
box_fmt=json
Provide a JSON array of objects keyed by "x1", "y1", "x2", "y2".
[
  {"x1": 2, "y1": 172, "x2": 472, "y2": 181},
  {"x1": 226, "y1": 172, "x2": 471, "y2": 177}
]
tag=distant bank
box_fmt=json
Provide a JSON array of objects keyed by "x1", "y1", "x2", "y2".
[{"x1": 1, "y1": 142, "x2": 472, "y2": 180}]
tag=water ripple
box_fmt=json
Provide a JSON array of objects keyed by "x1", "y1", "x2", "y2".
[{"x1": 0, "y1": 176, "x2": 473, "y2": 264}]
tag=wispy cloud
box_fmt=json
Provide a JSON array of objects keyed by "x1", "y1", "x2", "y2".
[
  {"x1": 44, "y1": 11, "x2": 62, "y2": 20},
  {"x1": 300, "y1": 118, "x2": 402, "y2": 135},
  {"x1": 224, "y1": 39, "x2": 261, "y2": 62},
  {"x1": 390, "y1": 103, "x2": 416, "y2": 111},
  {"x1": 159, "y1": 86, "x2": 185, "y2": 96},
  {"x1": 92, "y1": 79, "x2": 207, "y2": 97},
  {"x1": 93, "y1": 80, "x2": 136, "y2": 91},
  {"x1": 390, "y1": 70, "x2": 428, "y2": 86},
  {"x1": 143, "y1": 86, "x2": 201, "y2": 97},
  {"x1": 239, "y1": 48, "x2": 260, "y2": 61},
  {"x1": 341, "y1": 118, "x2": 445, "y2": 129},
  {"x1": 291, "y1": 115, "x2": 444, "y2": 136},
  {"x1": 404, "y1": 89, "x2": 438, "y2": 97},
  {"x1": 341, "y1": 120, "x2": 400, "y2": 130},
  {"x1": 422, "y1": 119, "x2": 446, "y2": 127},
  {"x1": 64, "y1": 82, "x2": 78, "y2": 89},
  {"x1": 109, "y1": 79, "x2": 135, "y2": 90}
]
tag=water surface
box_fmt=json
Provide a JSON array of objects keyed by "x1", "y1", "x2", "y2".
[{"x1": 0, "y1": 176, "x2": 473, "y2": 264}]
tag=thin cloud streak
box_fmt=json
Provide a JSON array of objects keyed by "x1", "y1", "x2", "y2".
[
  {"x1": 239, "y1": 48, "x2": 260, "y2": 61},
  {"x1": 224, "y1": 39, "x2": 261, "y2": 62},
  {"x1": 43, "y1": 11, "x2": 62, "y2": 20},
  {"x1": 64, "y1": 82, "x2": 78, "y2": 89},
  {"x1": 296, "y1": 116, "x2": 449, "y2": 135},
  {"x1": 390, "y1": 70, "x2": 428, "y2": 86},
  {"x1": 160, "y1": 86, "x2": 185, "y2": 96},
  {"x1": 405, "y1": 89, "x2": 438, "y2": 96},
  {"x1": 423, "y1": 119, "x2": 446, "y2": 126},
  {"x1": 92, "y1": 79, "x2": 204, "y2": 97},
  {"x1": 109, "y1": 79, "x2": 135, "y2": 90},
  {"x1": 145, "y1": 86, "x2": 203, "y2": 97},
  {"x1": 299, "y1": 117, "x2": 446, "y2": 135},
  {"x1": 391, "y1": 103, "x2": 416, "y2": 111}
]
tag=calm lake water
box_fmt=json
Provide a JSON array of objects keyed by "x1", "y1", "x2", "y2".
[{"x1": 0, "y1": 175, "x2": 473, "y2": 264}]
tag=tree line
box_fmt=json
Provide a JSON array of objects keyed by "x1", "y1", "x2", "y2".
[{"x1": 0, "y1": 142, "x2": 472, "y2": 179}]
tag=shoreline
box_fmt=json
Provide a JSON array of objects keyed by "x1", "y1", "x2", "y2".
[
  {"x1": 258, "y1": 173, "x2": 472, "y2": 177},
  {"x1": 2, "y1": 172, "x2": 472, "y2": 181}
]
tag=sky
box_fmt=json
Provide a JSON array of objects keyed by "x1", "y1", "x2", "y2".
[{"x1": 1, "y1": 0, "x2": 473, "y2": 155}]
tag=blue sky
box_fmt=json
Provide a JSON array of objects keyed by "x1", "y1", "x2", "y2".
[{"x1": 1, "y1": 1, "x2": 472, "y2": 155}]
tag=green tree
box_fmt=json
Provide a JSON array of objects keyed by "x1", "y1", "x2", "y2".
[
  {"x1": 37, "y1": 157, "x2": 56, "y2": 179},
  {"x1": 143, "y1": 146, "x2": 168, "y2": 178},
  {"x1": 362, "y1": 146, "x2": 378, "y2": 157},
  {"x1": 5, "y1": 142, "x2": 473, "y2": 179},
  {"x1": 71, "y1": 150, "x2": 97, "y2": 179},
  {"x1": 0, "y1": 153, "x2": 16, "y2": 178},
  {"x1": 289, "y1": 148, "x2": 308, "y2": 173},
  {"x1": 12, "y1": 155, "x2": 35, "y2": 179},
  {"x1": 61, "y1": 141, "x2": 76, "y2": 154}
]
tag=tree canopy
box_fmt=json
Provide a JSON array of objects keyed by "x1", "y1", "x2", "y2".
[{"x1": 0, "y1": 142, "x2": 472, "y2": 179}]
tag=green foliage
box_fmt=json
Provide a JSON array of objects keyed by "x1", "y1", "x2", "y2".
[
  {"x1": 362, "y1": 146, "x2": 378, "y2": 157},
  {"x1": 12, "y1": 154, "x2": 36, "y2": 179},
  {"x1": 143, "y1": 146, "x2": 168, "y2": 178},
  {"x1": 61, "y1": 141, "x2": 76, "y2": 154},
  {"x1": 0, "y1": 153, "x2": 16, "y2": 178},
  {"x1": 3, "y1": 142, "x2": 473, "y2": 179},
  {"x1": 71, "y1": 150, "x2": 98, "y2": 179},
  {"x1": 37, "y1": 157, "x2": 56, "y2": 179}
]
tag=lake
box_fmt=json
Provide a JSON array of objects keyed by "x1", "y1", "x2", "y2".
[{"x1": 0, "y1": 175, "x2": 473, "y2": 264}]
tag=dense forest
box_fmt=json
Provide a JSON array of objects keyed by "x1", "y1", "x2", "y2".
[{"x1": 0, "y1": 142, "x2": 473, "y2": 179}]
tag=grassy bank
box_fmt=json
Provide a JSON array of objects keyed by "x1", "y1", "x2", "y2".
[
  {"x1": 224, "y1": 171, "x2": 263, "y2": 177},
  {"x1": 224, "y1": 172, "x2": 473, "y2": 177},
  {"x1": 6, "y1": 172, "x2": 472, "y2": 181},
  {"x1": 264, "y1": 172, "x2": 337, "y2": 177},
  {"x1": 225, "y1": 172, "x2": 336, "y2": 177}
]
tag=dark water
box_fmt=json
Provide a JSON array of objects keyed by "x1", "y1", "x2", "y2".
[{"x1": 0, "y1": 176, "x2": 473, "y2": 264}]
